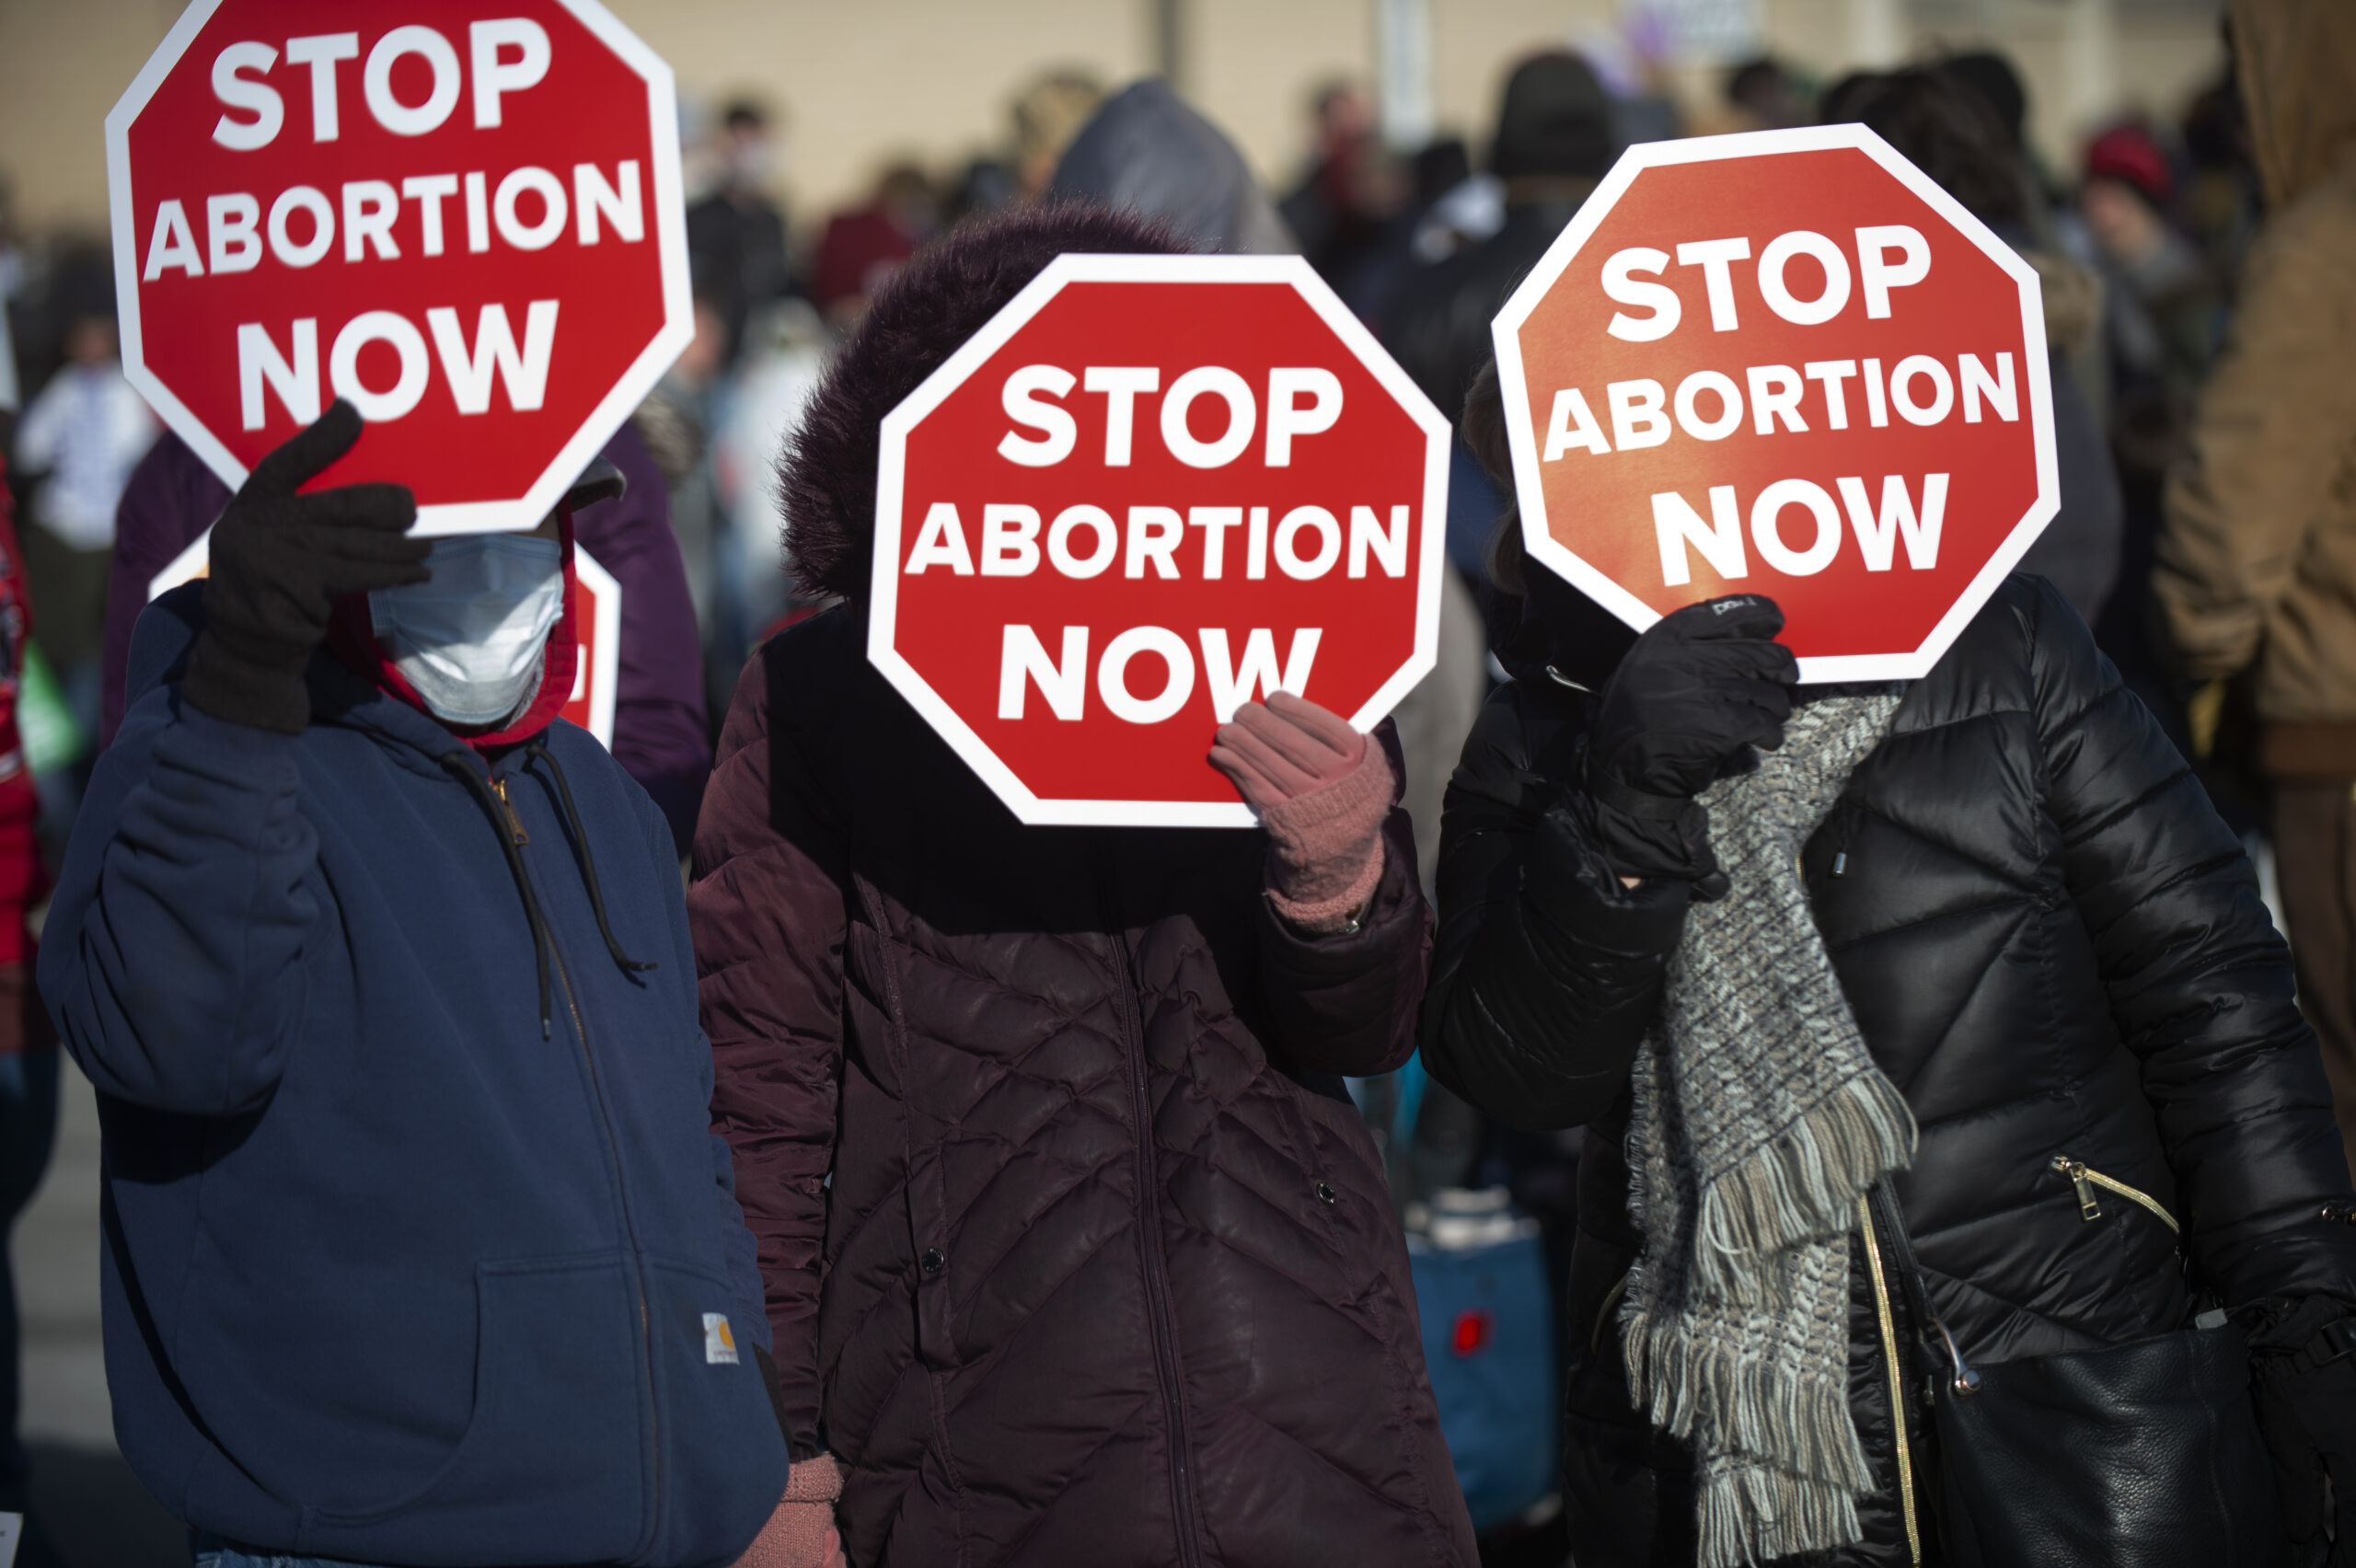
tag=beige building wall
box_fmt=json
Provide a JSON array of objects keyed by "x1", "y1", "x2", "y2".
[{"x1": 0, "y1": 0, "x2": 2225, "y2": 248}]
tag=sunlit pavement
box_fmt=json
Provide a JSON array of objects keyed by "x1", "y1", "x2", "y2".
[{"x1": 12, "y1": 1055, "x2": 184, "y2": 1566}]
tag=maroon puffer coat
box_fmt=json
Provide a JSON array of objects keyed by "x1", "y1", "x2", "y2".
[{"x1": 689, "y1": 605, "x2": 1478, "y2": 1567}]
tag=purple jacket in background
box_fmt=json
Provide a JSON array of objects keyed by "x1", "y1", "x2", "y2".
[{"x1": 103, "y1": 423, "x2": 711, "y2": 852}]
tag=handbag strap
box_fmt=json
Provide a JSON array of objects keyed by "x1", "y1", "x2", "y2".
[{"x1": 1869, "y1": 1177, "x2": 1981, "y2": 1393}]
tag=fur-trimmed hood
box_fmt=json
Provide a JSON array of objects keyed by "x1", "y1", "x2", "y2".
[{"x1": 778, "y1": 202, "x2": 1186, "y2": 604}]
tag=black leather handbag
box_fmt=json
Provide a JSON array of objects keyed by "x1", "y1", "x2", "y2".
[{"x1": 1866, "y1": 1182, "x2": 2289, "y2": 1568}]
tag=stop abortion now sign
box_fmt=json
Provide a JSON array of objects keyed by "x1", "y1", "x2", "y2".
[
  {"x1": 871, "y1": 255, "x2": 1450, "y2": 826},
  {"x1": 107, "y1": 0, "x2": 689, "y2": 534},
  {"x1": 1493, "y1": 124, "x2": 2059, "y2": 678}
]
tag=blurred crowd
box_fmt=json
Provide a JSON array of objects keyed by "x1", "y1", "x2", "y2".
[{"x1": 5, "y1": 8, "x2": 2352, "y2": 1560}]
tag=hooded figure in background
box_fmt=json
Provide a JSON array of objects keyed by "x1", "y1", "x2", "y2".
[
  {"x1": 688, "y1": 202, "x2": 1477, "y2": 1567},
  {"x1": 2154, "y1": 0, "x2": 2356, "y2": 1205},
  {"x1": 1048, "y1": 79, "x2": 1295, "y2": 255},
  {"x1": 39, "y1": 402, "x2": 805, "y2": 1568}
]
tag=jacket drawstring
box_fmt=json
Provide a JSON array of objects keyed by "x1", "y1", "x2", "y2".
[
  {"x1": 440, "y1": 752, "x2": 555, "y2": 1039},
  {"x1": 525, "y1": 741, "x2": 657, "y2": 974}
]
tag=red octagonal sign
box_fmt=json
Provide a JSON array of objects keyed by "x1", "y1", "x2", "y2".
[
  {"x1": 1493, "y1": 125, "x2": 2058, "y2": 679},
  {"x1": 871, "y1": 255, "x2": 1449, "y2": 826},
  {"x1": 107, "y1": 0, "x2": 688, "y2": 534}
]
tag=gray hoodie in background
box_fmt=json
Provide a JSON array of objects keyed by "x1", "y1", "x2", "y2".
[{"x1": 1049, "y1": 80, "x2": 1295, "y2": 255}]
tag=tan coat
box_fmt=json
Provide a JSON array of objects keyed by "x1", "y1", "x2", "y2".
[{"x1": 2153, "y1": 0, "x2": 2356, "y2": 775}]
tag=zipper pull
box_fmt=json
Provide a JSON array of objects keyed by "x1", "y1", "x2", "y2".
[
  {"x1": 2054, "y1": 1155, "x2": 2102, "y2": 1221},
  {"x1": 491, "y1": 778, "x2": 530, "y2": 846}
]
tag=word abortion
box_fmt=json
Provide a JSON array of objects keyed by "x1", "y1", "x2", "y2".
[{"x1": 1538, "y1": 352, "x2": 2021, "y2": 459}]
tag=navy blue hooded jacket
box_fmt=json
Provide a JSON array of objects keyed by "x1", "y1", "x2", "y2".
[{"x1": 39, "y1": 589, "x2": 786, "y2": 1566}]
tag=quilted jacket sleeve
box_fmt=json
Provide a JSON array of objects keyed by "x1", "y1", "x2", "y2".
[
  {"x1": 1254, "y1": 721, "x2": 1432, "y2": 1078},
  {"x1": 1417, "y1": 681, "x2": 1690, "y2": 1133},
  {"x1": 2030, "y1": 578, "x2": 2356, "y2": 1305},
  {"x1": 689, "y1": 632, "x2": 852, "y2": 1458}
]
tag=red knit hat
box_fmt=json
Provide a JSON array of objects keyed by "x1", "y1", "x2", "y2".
[{"x1": 2085, "y1": 125, "x2": 2172, "y2": 207}]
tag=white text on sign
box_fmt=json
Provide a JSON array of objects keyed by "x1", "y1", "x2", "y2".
[
  {"x1": 1541, "y1": 225, "x2": 2014, "y2": 588},
  {"x1": 907, "y1": 360, "x2": 1401, "y2": 728},
  {"x1": 135, "y1": 19, "x2": 646, "y2": 430}
]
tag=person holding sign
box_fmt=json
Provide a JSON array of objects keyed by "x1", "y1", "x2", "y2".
[
  {"x1": 37, "y1": 403, "x2": 812, "y2": 1568},
  {"x1": 1418, "y1": 371, "x2": 2356, "y2": 1568},
  {"x1": 689, "y1": 204, "x2": 1478, "y2": 1567}
]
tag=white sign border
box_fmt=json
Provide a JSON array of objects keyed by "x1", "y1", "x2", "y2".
[
  {"x1": 106, "y1": 0, "x2": 694, "y2": 539},
  {"x1": 1488, "y1": 122, "x2": 2060, "y2": 684},
  {"x1": 868, "y1": 251, "x2": 1453, "y2": 829}
]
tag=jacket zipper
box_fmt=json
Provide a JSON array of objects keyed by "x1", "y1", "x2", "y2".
[
  {"x1": 1103, "y1": 902, "x2": 1205, "y2": 1568},
  {"x1": 1854, "y1": 1194, "x2": 1923, "y2": 1568},
  {"x1": 514, "y1": 778, "x2": 660, "y2": 1536},
  {"x1": 2051, "y1": 1155, "x2": 2180, "y2": 1234},
  {"x1": 491, "y1": 777, "x2": 530, "y2": 844}
]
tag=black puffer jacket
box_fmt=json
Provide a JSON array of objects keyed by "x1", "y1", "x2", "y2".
[{"x1": 1421, "y1": 574, "x2": 2356, "y2": 1566}]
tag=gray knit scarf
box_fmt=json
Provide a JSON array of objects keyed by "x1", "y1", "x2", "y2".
[{"x1": 1618, "y1": 694, "x2": 1914, "y2": 1568}]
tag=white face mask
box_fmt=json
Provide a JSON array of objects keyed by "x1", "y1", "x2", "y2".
[{"x1": 369, "y1": 536, "x2": 564, "y2": 728}]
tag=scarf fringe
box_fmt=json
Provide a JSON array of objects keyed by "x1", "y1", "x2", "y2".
[
  {"x1": 1691, "y1": 1072, "x2": 1917, "y2": 1304},
  {"x1": 1621, "y1": 1305, "x2": 1874, "y2": 1492},
  {"x1": 1695, "y1": 1459, "x2": 1866, "y2": 1568}
]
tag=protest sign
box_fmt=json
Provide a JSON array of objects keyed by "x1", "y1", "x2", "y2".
[
  {"x1": 108, "y1": 0, "x2": 689, "y2": 535},
  {"x1": 870, "y1": 254, "x2": 1449, "y2": 826},
  {"x1": 1492, "y1": 124, "x2": 2058, "y2": 679}
]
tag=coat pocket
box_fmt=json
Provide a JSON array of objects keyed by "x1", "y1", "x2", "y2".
[
  {"x1": 634, "y1": 1257, "x2": 790, "y2": 1568},
  {"x1": 300, "y1": 1251, "x2": 648, "y2": 1564}
]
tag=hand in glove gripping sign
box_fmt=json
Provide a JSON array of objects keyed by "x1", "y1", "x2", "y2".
[{"x1": 1576, "y1": 594, "x2": 1799, "y2": 899}]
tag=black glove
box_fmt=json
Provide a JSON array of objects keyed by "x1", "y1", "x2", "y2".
[
  {"x1": 2249, "y1": 1293, "x2": 2356, "y2": 1566},
  {"x1": 1577, "y1": 594, "x2": 1797, "y2": 899},
  {"x1": 181, "y1": 401, "x2": 426, "y2": 733}
]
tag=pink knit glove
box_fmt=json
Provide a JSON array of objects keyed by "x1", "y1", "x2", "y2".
[
  {"x1": 733, "y1": 1453, "x2": 846, "y2": 1568},
  {"x1": 1208, "y1": 692, "x2": 1392, "y2": 934}
]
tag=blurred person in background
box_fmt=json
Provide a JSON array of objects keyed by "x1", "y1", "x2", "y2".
[
  {"x1": 1010, "y1": 69, "x2": 1104, "y2": 202},
  {"x1": 691, "y1": 202, "x2": 1477, "y2": 1567},
  {"x1": 715, "y1": 297, "x2": 832, "y2": 645},
  {"x1": 14, "y1": 311, "x2": 152, "y2": 748},
  {"x1": 689, "y1": 99, "x2": 796, "y2": 369},
  {"x1": 2080, "y1": 122, "x2": 2220, "y2": 465},
  {"x1": 1828, "y1": 68, "x2": 2125, "y2": 630},
  {"x1": 2155, "y1": 0, "x2": 2356, "y2": 1209},
  {"x1": 1049, "y1": 78, "x2": 1293, "y2": 255},
  {"x1": 101, "y1": 421, "x2": 711, "y2": 856},
  {"x1": 2177, "y1": 67, "x2": 2263, "y2": 301},
  {"x1": 1381, "y1": 48, "x2": 1621, "y2": 861},
  {"x1": 1386, "y1": 52, "x2": 1617, "y2": 478},
  {"x1": 809, "y1": 163, "x2": 937, "y2": 331},
  {"x1": 1719, "y1": 56, "x2": 1808, "y2": 133},
  {"x1": 1280, "y1": 82, "x2": 1404, "y2": 303},
  {"x1": 0, "y1": 384, "x2": 57, "y2": 1568}
]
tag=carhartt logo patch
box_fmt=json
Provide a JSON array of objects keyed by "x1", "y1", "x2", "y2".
[{"x1": 703, "y1": 1312, "x2": 740, "y2": 1366}]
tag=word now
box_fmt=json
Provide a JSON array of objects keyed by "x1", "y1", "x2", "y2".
[
  {"x1": 1602, "y1": 225, "x2": 1930, "y2": 340},
  {"x1": 209, "y1": 19, "x2": 552, "y2": 150},
  {"x1": 1542, "y1": 352, "x2": 2018, "y2": 460},
  {"x1": 1654, "y1": 472, "x2": 1948, "y2": 585},
  {"x1": 143, "y1": 162, "x2": 643, "y2": 282},
  {"x1": 237, "y1": 302, "x2": 557, "y2": 428},
  {"x1": 1000, "y1": 624, "x2": 1322, "y2": 725},
  {"x1": 905, "y1": 501, "x2": 1411, "y2": 582},
  {"x1": 1001, "y1": 364, "x2": 1345, "y2": 470}
]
